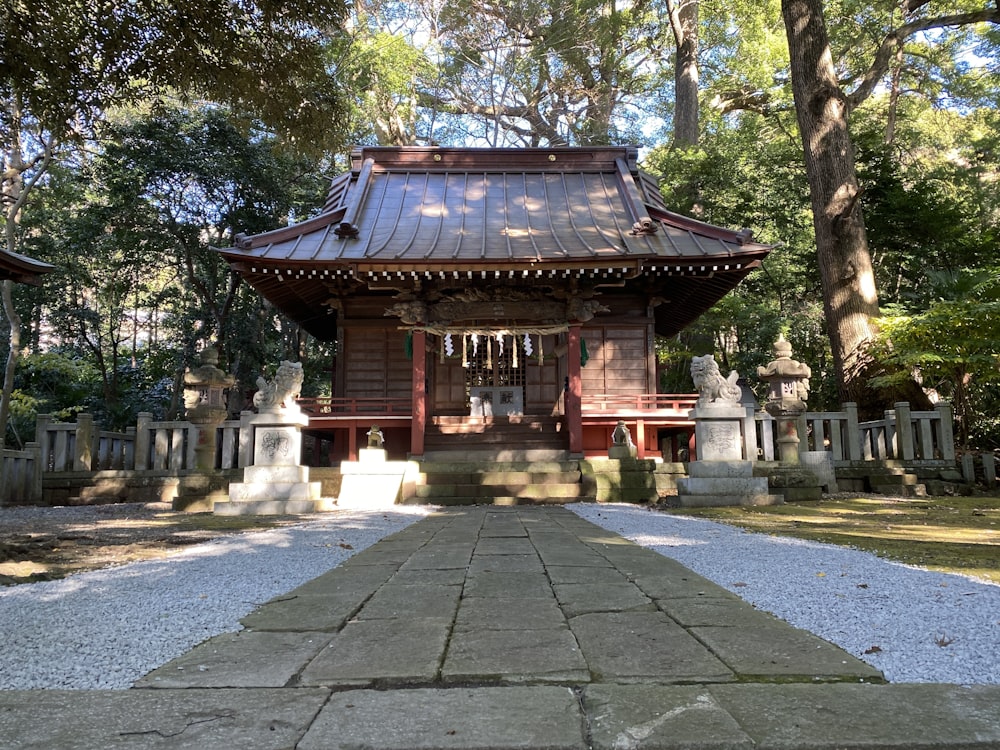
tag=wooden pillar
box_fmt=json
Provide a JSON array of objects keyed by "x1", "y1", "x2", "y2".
[
  {"x1": 566, "y1": 325, "x2": 583, "y2": 456},
  {"x1": 411, "y1": 329, "x2": 427, "y2": 457},
  {"x1": 347, "y1": 423, "x2": 358, "y2": 462}
]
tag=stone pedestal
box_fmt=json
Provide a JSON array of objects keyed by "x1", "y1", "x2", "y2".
[
  {"x1": 217, "y1": 408, "x2": 329, "y2": 515},
  {"x1": 675, "y1": 460, "x2": 781, "y2": 507},
  {"x1": 676, "y1": 404, "x2": 782, "y2": 507},
  {"x1": 337, "y1": 451, "x2": 420, "y2": 509},
  {"x1": 691, "y1": 404, "x2": 747, "y2": 462}
]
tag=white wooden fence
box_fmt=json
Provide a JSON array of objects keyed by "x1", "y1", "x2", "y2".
[{"x1": 755, "y1": 402, "x2": 957, "y2": 465}]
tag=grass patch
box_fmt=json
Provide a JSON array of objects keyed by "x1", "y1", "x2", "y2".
[{"x1": 666, "y1": 496, "x2": 1000, "y2": 585}]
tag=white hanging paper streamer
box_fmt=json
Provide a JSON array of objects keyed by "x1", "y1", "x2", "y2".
[
  {"x1": 472, "y1": 334, "x2": 479, "y2": 357},
  {"x1": 462, "y1": 334, "x2": 468, "y2": 368},
  {"x1": 497, "y1": 333, "x2": 504, "y2": 359},
  {"x1": 444, "y1": 333, "x2": 454, "y2": 356},
  {"x1": 523, "y1": 333, "x2": 533, "y2": 357}
]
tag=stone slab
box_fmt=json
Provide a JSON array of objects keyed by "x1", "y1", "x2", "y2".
[
  {"x1": 300, "y1": 617, "x2": 451, "y2": 687},
  {"x1": 0, "y1": 688, "x2": 330, "y2": 750},
  {"x1": 656, "y1": 598, "x2": 788, "y2": 629},
  {"x1": 691, "y1": 626, "x2": 884, "y2": 681},
  {"x1": 672, "y1": 492, "x2": 783, "y2": 508},
  {"x1": 631, "y1": 573, "x2": 740, "y2": 601},
  {"x1": 454, "y1": 596, "x2": 568, "y2": 631},
  {"x1": 676, "y1": 476, "x2": 770, "y2": 495},
  {"x1": 136, "y1": 630, "x2": 330, "y2": 688},
  {"x1": 583, "y1": 548, "x2": 697, "y2": 579},
  {"x1": 464, "y1": 570, "x2": 555, "y2": 598},
  {"x1": 545, "y1": 565, "x2": 630, "y2": 584},
  {"x1": 583, "y1": 684, "x2": 755, "y2": 750},
  {"x1": 569, "y1": 612, "x2": 734, "y2": 683},
  {"x1": 389, "y1": 567, "x2": 468, "y2": 585},
  {"x1": 285, "y1": 564, "x2": 400, "y2": 597},
  {"x1": 240, "y1": 591, "x2": 367, "y2": 632},
  {"x1": 474, "y1": 536, "x2": 537, "y2": 555},
  {"x1": 468, "y1": 553, "x2": 545, "y2": 573},
  {"x1": 442, "y1": 628, "x2": 591, "y2": 683},
  {"x1": 299, "y1": 686, "x2": 586, "y2": 750},
  {"x1": 398, "y1": 545, "x2": 474, "y2": 570},
  {"x1": 355, "y1": 583, "x2": 461, "y2": 620},
  {"x1": 709, "y1": 683, "x2": 1000, "y2": 748},
  {"x1": 552, "y1": 582, "x2": 656, "y2": 617},
  {"x1": 535, "y1": 545, "x2": 615, "y2": 567}
]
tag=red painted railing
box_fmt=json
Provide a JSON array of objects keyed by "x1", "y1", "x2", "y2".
[
  {"x1": 581, "y1": 394, "x2": 698, "y2": 414},
  {"x1": 296, "y1": 397, "x2": 413, "y2": 417}
]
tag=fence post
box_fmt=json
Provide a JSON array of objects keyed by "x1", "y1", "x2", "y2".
[
  {"x1": 935, "y1": 402, "x2": 956, "y2": 462},
  {"x1": 134, "y1": 412, "x2": 152, "y2": 471},
  {"x1": 894, "y1": 402, "x2": 914, "y2": 461},
  {"x1": 35, "y1": 413, "x2": 52, "y2": 469},
  {"x1": 238, "y1": 410, "x2": 253, "y2": 468},
  {"x1": 75, "y1": 413, "x2": 94, "y2": 471},
  {"x1": 844, "y1": 402, "x2": 862, "y2": 460},
  {"x1": 962, "y1": 453, "x2": 975, "y2": 484},
  {"x1": 27, "y1": 441, "x2": 42, "y2": 503},
  {"x1": 983, "y1": 453, "x2": 997, "y2": 488},
  {"x1": 743, "y1": 405, "x2": 758, "y2": 462}
]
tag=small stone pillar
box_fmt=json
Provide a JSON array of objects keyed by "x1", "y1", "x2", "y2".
[
  {"x1": 757, "y1": 335, "x2": 811, "y2": 465},
  {"x1": 675, "y1": 355, "x2": 780, "y2": 507},
  {"x1": 183, "y1": 347, "x2": 235, "y2": 471}
]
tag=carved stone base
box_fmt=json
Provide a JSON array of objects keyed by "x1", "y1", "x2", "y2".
[{"x1": 675, "y1": 460, "x2": 783, "y2": 507}]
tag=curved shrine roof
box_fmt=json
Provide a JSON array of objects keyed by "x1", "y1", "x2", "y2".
[
  {"x1": 218, "y1": 146, "x2": 773, "y2": 340},
  {"x1": 226, "y1": 146, "x2": 769, "y2": 266}
]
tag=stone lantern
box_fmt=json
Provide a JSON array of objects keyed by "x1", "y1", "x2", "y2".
[
  {"x1": 183, "y1": 346, "x2": 236, "y2": 471},
  {"x1": 757, "y1": 334, "x2": 811, "y2": 464}
]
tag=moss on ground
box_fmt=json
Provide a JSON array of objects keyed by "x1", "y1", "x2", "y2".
[{"x1": 666, "y1": 496, "x2": 1000, "y2": 585}]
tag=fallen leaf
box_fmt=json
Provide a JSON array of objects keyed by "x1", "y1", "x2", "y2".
[
  {"x1": 864, "y1": 645, "x2": 882, "y2": 655},
  {"x1": 339, "y1": 542, "x2": 354, "y2": 550},
  {"x1": 731, "y1": 582, "x2": 749, "y2": 587},
  {"x1": 816, "y1": 572, "x2": 826, "y2": 578}
]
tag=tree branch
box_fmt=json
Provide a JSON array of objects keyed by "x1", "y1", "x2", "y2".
[{"x1": 848, "y1": 8, "x2": 1000, "y2": 110}]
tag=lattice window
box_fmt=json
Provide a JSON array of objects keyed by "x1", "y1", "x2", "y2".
[{"x1": 464, "y1": 334, "x2": 526, "y2": 391}]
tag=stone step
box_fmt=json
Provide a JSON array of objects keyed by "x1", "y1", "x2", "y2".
[
  {"x1": 414, "y1": 482, "x2": 588, "y2": 500},
  {"x1": 419, "y1": 449, "x2": 572, "y2": 462},
  {"x1": 423, "y1": 494, "x2": 596, "y2": 506},
  {"x1": 418, "y1": 471, "x2": 582, "y2": 485}
]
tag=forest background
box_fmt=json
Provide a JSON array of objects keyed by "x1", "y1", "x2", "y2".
[{"x1": 1, "y1": 0, "x2": 998, "y2": 453}]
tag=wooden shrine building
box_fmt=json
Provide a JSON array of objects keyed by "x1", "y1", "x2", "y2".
[{"x1": 218, "y1": 146, "x2": 772, "y2": 462}]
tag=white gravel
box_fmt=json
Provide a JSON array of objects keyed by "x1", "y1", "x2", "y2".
[
  {"x1": 0, "y1": 507, "x2": 431, "y2": 690},
  {"x1": 571, "y1": 503, "x2": 1000, "y2": 686},
  {"x1": 3, "y1": 502, "x2": 998, "y2": 689}
]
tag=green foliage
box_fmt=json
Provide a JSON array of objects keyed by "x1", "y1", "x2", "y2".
[
  {"x1": 7, "y1": 351, "x2": 96, "y2": 441},
  {"x1": 0, "y1": 0, "x2": 352, "y2": 150},
  {"x1": 7, "y1": 104, "x2": 335, "y2": 428},
  {"x1": 872, "y1": 270, "x2": 1000, "y2": 448}
]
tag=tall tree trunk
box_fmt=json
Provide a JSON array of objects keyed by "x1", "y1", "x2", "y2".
[
  {"x1": 0, "y1": 280, "x2": 22, "y2": 448},
  {"x1": 782, "y1": 0, "x2": 881, "y2": 407},
  {"x1": 668, "y1": 0, "x2": 699, "y2": 148}
]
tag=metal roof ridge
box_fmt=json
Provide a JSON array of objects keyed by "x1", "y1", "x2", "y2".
[
  {"x1": 230, "y1": 209, "x2": 344, "y2": 252},
  {"x1": 648, "y1": 206, "x2": 768, "y2": 248}
]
